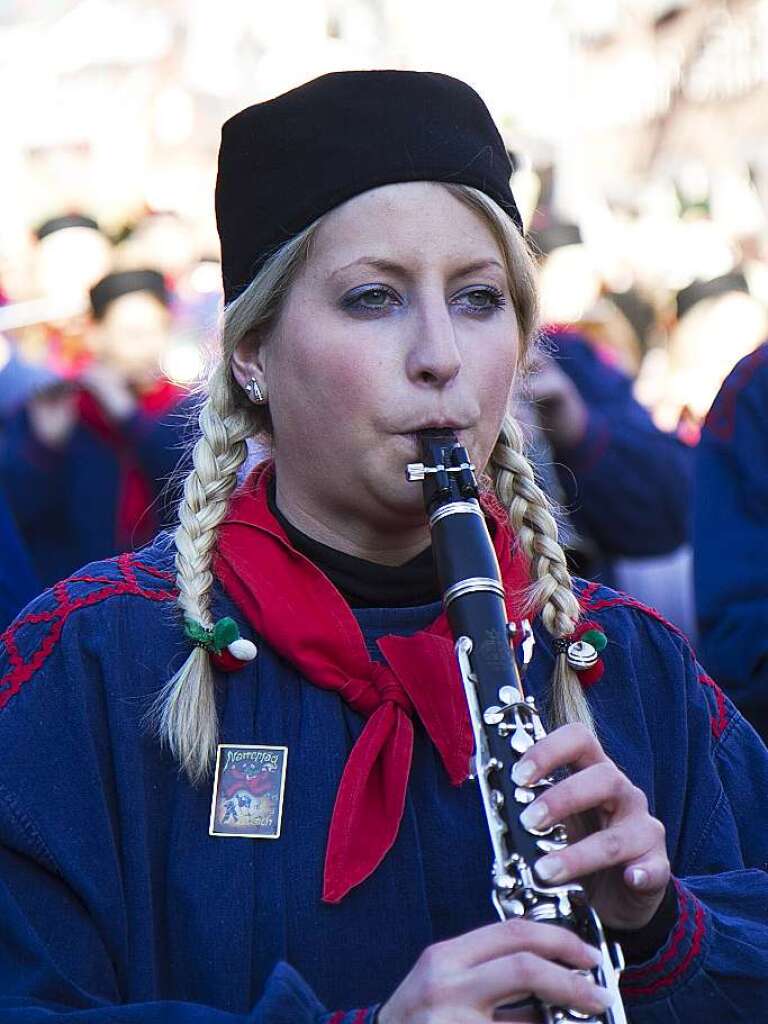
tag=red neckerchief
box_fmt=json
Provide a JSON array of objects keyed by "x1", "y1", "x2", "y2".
[
  {"x1": 215, "y1": 462, "x2": 530, "y2": 903},
  {"x1": 78, "y1": 378, "x2": 183, "y2": 548}
]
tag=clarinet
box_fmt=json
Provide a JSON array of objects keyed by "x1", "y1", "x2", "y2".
[{"x1": 407, "y1": 429, "x2": 627, "y2": 1024}]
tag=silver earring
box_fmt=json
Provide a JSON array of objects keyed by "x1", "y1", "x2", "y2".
[{"x1": 246, "y1": 378, "x2": 267, "y2": 404}]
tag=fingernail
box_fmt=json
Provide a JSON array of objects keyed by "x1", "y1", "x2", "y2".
[
  {"x1": 520, "y1": 801, "x2": 549, "y2": 830},
  {"x1": 512, "y1": 759, "x2": 536, "y2": 786},
  {"x1": 630, "y1": 868, "x2": 648, "y2": 888},
  {"x1": 536, "y1": 855, "x2": 564, "y2": 881},
  {"x1": 586, "y1": 945, "x2": 603, "y2": 967},
  {"x1": 591, "y1": 986, "x2": 614, "y2": 1010}
]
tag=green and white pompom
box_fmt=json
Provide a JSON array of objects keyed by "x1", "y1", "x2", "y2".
[{"x1": 184, "y1": 616, "x2": 257, "y2": 667}]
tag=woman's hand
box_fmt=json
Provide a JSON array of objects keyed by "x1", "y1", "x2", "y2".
[
  {"x1": 27, "y1": 386, "x2": 78, "y2": 448},
  {"x1": 513, "y1": 723, "x2": 670, "y2": 931},
  {"x1": 526, "y1": 354, "x2": 588, "y2": 450},
  {"x1": 377, "y1": 919, "x2": 613, "y2": 1023}
]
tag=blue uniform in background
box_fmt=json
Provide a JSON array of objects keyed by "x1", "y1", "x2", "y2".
[
  {"x1": 0, "y1": 536, "x2": 766, "y2": 1022},
  {"x1": 0, "y1": 387, "x2": 195, "y2": 587},
  {"x1": 544, "y1": 328, "x2": 693, "y2": 560},
  {"x1": 694, "y1": 342, "x2": 768, "y2": 739},
  {"x1": 0, "y1": 485, "x2": 39, "y2": 631}
]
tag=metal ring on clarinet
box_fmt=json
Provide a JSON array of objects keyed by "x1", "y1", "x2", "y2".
[
  {"x1": 442, "y1": 577, "x2": 506, "y2": 609},
  {"x1": 428, "y1": 501, "x2": 485, "y2": 527}
]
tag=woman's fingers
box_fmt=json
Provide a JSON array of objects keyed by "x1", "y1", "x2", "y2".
[
  {"x1": 623, "y1": 854, "x2": 671, "y2": 894},
  {"x1": 378, "y1": 919, "x2": 614, "y2": 1023},
  {"x1": 535, "y1": 816, "x2": 667, "y2": 885},
  {"x1": 426, "y1": 917, "x2": 602, "y2": 971},
  {"x1": 512, "y1": 723, "x2": 609, "y2": 786},
  {"x1": 519, "y1": 762, "x2": 647, "y2": 832},
  {"x1": 471, "y1": 952, "x2": 614, "y2": 1017}
]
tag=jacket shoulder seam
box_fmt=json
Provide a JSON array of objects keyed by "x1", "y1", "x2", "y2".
[{"x1": 0, "y1": 553, "x2": 177, "y2": 714}]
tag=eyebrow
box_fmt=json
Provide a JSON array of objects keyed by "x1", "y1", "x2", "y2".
[{"x1": 330, "y1": 257, "x2": 506, "y2": 280}]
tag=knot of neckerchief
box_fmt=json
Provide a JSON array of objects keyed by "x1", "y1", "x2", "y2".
[{"x1": 214, "y1": 462, "x2": 531, "y2": 903}]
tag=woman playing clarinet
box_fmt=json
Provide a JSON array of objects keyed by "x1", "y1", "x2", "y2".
[{"x1": 0, "y1": 71, "x2": 766, "y2": 1023}]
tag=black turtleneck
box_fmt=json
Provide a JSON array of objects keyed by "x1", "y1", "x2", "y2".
[{"x1": 267, "y1": 479, "x2": 440, "y2": 608}]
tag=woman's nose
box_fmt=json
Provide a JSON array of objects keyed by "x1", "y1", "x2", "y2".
[{"x1": 405, "y1": 296, "x2": 462, "y2": 387}]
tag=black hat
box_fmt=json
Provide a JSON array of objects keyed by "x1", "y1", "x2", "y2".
[
  {"x1": 675, "y1": 271, "x2": 749, "y2": 320},
  {"x1": 215, "y1": 70, "x2": 522, "y2": 305},
  {"x1": 34, "y1": 214, "x2": 101, "y2": 241},
  {"x1": 89, "y1": 269, "x2": 170, "y2": 321}
]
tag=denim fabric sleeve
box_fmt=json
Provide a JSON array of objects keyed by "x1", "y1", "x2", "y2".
[
  {"x1": 549, "y1": 333, "x2": 693, "y2": 557},
  {"x1": 694, "y1": 346, "x2": 768, "y2": 712},
  {"x1": 619, "y1": 654, "x2": 768, "y2": 1022}
]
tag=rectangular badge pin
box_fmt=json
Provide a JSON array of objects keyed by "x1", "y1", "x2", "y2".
[{"x1": 209, "y1": 744, "x2": 288, "y2": 839}]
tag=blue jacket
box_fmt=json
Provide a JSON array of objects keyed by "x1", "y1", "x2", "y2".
[
  {"x1": 0, "y1": 537, "x2": 766, "y2": 1022},
  {"x1": 546, "y1": 330, "x2": 693, "y2": 558},
  {"x1": 694, "y1": 342, "x2": 768, "y2": 730}
]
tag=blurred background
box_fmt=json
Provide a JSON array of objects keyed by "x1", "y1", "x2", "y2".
[{"x1": 2, "y1": 0, "x2": 768, "y2": 706}]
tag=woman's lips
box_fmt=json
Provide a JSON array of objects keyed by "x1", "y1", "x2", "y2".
[{"x1": 396, "y1": 427, "x2": 470, "y2": 455}]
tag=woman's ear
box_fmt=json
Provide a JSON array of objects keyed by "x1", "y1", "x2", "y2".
[{"x1": 231, "y1": 328, "x2": 267, "y2": 393}]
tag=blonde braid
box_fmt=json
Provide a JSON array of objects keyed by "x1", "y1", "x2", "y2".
[
  {"x1": 149, "y1": 366, "x2": 253, "y2": 783},
  {"x1": 490, "y1": 413, "x2": 595, "y2": 733}
]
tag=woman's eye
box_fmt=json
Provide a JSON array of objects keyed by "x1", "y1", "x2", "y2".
[
  {"x1": 361, "y1": 288, "x2": 391, "y2": 307},
  {"x1": 341, "y1": 285, "x2": 399, "y2": 313},
  {"x1": 455, "y1": 286, "x2": 507, "y2": 312}
]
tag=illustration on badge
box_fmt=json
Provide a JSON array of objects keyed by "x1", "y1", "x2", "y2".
[{"x1": 209, "y1": 744, "x2": 288, "y2": 839}]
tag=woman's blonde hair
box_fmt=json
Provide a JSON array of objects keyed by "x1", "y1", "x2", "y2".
[{"x1": 151, "y1": 183, "x2": 592, "y2": 784}]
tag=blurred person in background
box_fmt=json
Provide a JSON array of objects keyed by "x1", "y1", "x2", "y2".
[
  {"x1": 0, "y1": 334, "x2": 46, "y2": 627},
  {"x1": 526, "y1": 328, "x2": 693, "y2": 564},
  {"x1": 525, "y1": 223, "x2": 695, "y2": 632},
  {"x1": 657, "y1": 272, "x2": 768, "y2": 440},
  {"x1": 0, "y1": 485, "x2": 39, "y2": 631},
  {"x1": 33, "y1": 214, "x2": 112, "y2": 302},
  {"x1": 26, "y1": 213, "x2": 114, "y2": 376},
  {"x1": 114, "y1": 209, "x2": 199, "y2": 288},
  {"x1": 694, "y1": 341, "x2": 768, "y2": 742},
  {"x1": 531, "y1": 221, "x2": 645, "y2": 376},
  {"x1": 0, "y1": 269, "x2": 192, "y2": 585}
]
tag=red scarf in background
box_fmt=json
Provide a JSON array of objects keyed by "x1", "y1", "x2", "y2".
[
  {"x1": 215, "y1": 462, "x2": 529, "y2": 903},
  {"x1": 78, "y1": 378, "x2": 183, "y2": 549}
]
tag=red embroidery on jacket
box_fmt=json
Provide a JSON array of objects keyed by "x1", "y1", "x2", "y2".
[
  {"x1": 0, "y1": 554, "x2": 177, "y2": 711},
  {"x1": 577, "y1": 580, "x2": 601, "y2": 608},
  {"x1": 621, "y1": 884, "x2": 706, "y2": 998},
  {"x1": 621, "y1": 880, "x2": 689, "y2": 989},
  {"x1": 705, "y1": 345, "x2": 768, "y2": 442},
  {"x1": 580, "y1": 589, "x2": 730, "y2": 739},
  {"x1": 697, "y1": 670, "x2": 729, "y2": 739}
]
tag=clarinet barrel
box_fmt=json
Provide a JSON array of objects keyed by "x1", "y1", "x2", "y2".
[{"x1": 407, "y1": 429, "x2": 626, "y2": 1024}]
